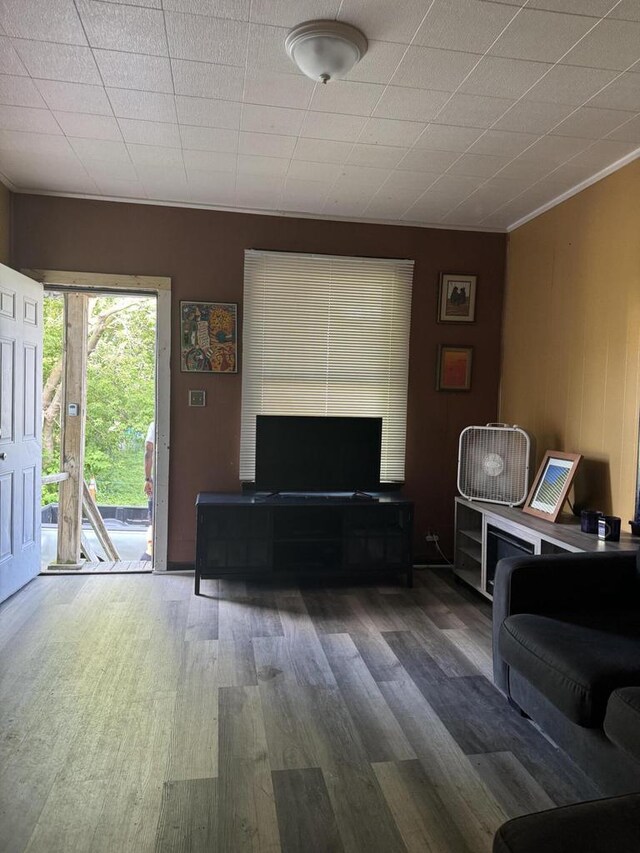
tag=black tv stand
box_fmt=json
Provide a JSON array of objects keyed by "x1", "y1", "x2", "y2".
[{"x1": 195, "y1": 492, "x2": 413, "y2": 593}]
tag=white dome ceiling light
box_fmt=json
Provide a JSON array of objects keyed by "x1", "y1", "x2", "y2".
[{"x1": 285, "y1": 20, "x2": 368, "y2": 84}]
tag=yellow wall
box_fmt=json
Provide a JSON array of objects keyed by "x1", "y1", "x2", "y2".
[
  {"x1": 0, "y1": 182, "x2": 9, "y2": 264},
  {"x1": 501, "y1": 159, "x2": 640, "y2": 522}
]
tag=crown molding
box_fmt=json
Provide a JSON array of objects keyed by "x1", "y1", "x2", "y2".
[
  {"x1": 9, "y1": 188, "x2": 507, "y2": 234},
  {"x1": 507, "y1": 148, "x2": 640, "y2": 232}
]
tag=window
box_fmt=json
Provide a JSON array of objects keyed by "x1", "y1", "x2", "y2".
[{"x1": 240, "y1": 250, "x2": 414, "y2": 484}]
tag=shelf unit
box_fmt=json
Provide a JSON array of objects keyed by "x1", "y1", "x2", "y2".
[
  {"x1": 454, "y1": 497, "x2": 637, "y2": 601},
  {"x1": 454, "y1": 501, "x2": 484, "y2": 592}
]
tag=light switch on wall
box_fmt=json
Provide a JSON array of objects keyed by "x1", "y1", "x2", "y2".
[{"x1": 189, "y1": 390, "x2": 206, "y2": 407}]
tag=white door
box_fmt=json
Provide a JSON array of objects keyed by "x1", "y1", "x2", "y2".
[{"x1": 0, "y1": 264, "x2": 42, "y2": 603}]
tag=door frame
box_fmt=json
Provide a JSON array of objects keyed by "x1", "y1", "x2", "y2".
[{"x1": 23, "y1": 269, "x2": 171, "y2": 572}]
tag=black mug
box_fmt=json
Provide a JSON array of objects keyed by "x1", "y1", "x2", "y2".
[
  {"x1": 580, "y1": 509, "x2": 603, "y2": 534},
  {"x1": 598, "y1": 515, "x2": 621, "y2": 542}
]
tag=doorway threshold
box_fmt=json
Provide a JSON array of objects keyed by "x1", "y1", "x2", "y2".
[{"x1": 40, "y1": 560, "x2": 152, "y2": 575}]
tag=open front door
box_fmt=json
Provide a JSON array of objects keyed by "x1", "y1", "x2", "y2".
[{"x1": 0, "y1": 265, "x2": 42, "y2": 603}]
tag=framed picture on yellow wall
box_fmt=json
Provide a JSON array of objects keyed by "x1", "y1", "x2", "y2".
[
  {"x1": 523, "y1": 451, "x2": 582, "y2": 523},
  {"x1": 438, "y1": 273, "x2": 477, "y2": 323}
]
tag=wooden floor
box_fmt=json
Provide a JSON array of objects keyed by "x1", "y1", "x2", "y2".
[
  {"x1": 41, "y1": 560, "x2": 152, "y2": 574},
  {"x1": 0, "y1": 567, "x2": 600, "y2": 853}
]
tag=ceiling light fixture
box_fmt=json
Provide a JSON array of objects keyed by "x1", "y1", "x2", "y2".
[{"x1": 285, "y1": 20, "x2": 368, "y2": 84}]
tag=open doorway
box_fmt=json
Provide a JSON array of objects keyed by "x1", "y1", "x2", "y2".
[
  {"x1": 41, "y1": 290, "x2": 157, "y2": 572},
  {"x1": 24, "y1": 267, "x2": 171, "y2": 572}
]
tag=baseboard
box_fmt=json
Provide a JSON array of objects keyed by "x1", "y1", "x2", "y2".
[
  {"x1": 166, "y1": 561, "x2": 194, "y2": 571},
  {"x1": 413, "y1": 553, "x2": 448, "y2": 566}
]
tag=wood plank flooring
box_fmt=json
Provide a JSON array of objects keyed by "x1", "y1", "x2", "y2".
[{"x1": 0, "y1": 568, "x2": 601, "y2": 853}]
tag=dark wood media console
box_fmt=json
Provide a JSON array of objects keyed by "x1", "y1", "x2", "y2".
[{"x1": 195, "y1": 492, "x2": 413, "y2": 593}]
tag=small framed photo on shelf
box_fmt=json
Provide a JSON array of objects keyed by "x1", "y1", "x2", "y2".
[
  {"x1": 180, "y1": 301, "x2": 238, "y2": 373},
  {"x1": 523, "y1": 451, "x2": 582, "y2": 523},
  {"x1": 436, "y1": 345, "x2": 473, "y2": 391},
  {"x1": 438, "y1": 273, "x2": 477, "y2": 323}
]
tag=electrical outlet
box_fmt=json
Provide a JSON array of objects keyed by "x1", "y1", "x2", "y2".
[{"x1": 425, "y1": 532, "x2": 439, "y2": 542}]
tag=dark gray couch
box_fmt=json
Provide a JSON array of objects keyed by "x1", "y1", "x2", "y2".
[
  {"x1": 492, "y1": 550, "x2": 640, "y2": 794},
  {"x1": 493, "y1": 792, "x2": 640, "y2": 852}
]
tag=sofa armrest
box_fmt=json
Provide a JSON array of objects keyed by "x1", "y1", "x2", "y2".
[
  {"x1": 493, "y1": 793, "x2": 640, "y2": 853},
  {"x1": 492, "y1": 550, "x2": 638, "y2": 694}
]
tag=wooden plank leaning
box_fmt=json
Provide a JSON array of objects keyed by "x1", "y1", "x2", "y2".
[
  {"x1": 80, "y1": 532, "x2": 100, "y2": 563},
  {"x1": 82, "y1": 480, "x2": 120, "y2": 561}
]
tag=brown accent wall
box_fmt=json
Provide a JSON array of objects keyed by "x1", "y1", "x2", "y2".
[
  {"x1": 12, "y1": 194, "x2": 506, "y2": 562},
  {"x1": 501, "y1": 159, "x2": 640, "y2": 525},
  {"x1": 0, "y1": 182, "x2": 10, "y2": 265}
]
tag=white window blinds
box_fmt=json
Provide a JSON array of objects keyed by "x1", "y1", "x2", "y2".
[{"x1": 240, "y1": 250, "x2": 414, "y2": 484}]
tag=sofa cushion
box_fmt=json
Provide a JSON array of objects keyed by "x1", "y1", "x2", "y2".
[
  {"x1": 500, "y1": 612, "x2": 640, "y2": 727},
  {"x1": 493, "y1": 793, "x2": 640, "y2": 853},
  {"x1": 604, "y1": 687, "x2": 640, "y2": 764}
]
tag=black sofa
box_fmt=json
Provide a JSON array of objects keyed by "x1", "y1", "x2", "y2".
[{"x1": 492, "y1": 550, "x2": 640, "y2": 794}]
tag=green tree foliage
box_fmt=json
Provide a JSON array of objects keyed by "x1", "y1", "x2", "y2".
[
  {"x1": 42, "y1": 293, "x2": 65, "y2": 505},
  {"x1": 42, "y1": 294, "x2": 156, "y2": 507}
]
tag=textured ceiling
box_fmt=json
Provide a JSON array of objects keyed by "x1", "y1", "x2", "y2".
[{"x1": 0, "y1": 0, "x2": 639, "y2": 230}]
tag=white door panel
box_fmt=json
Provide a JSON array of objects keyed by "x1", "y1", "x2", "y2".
[
  {"x1": 0, "y1": 264, "x2": 42, "y2": 603},
  {"x1": 0, "y1": 338, "x2": 14, "y2": 442},
  {"x1": 0, "y1": 472, "x2": 12, "y2": 560}
]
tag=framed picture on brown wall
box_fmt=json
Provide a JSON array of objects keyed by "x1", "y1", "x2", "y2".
[
  {"x1": 438, "y1": 273, "x2": 477, "y2": 323},
  {"x1": 436, "y1": 345, "x2": 473, "y2": 391},
  {"x1": 180, "y1": 301, "x2": 238, "y2": 373}
]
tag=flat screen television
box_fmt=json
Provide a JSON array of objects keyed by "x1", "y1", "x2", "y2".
[{"x1": 254, "y1": 415, "x2": 382, "y2": 493}]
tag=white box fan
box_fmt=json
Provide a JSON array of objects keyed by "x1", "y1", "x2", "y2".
[{"x1": 458, "y1": 424, "x2": 532, "y2": 506}]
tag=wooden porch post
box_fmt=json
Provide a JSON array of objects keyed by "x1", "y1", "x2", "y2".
[{"x1": 50, "y1": 293, "x2": 88, "y2": 569}]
